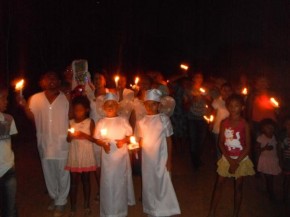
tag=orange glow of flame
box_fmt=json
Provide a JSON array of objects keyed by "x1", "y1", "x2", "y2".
[
  {"x1": 15, "y1": 79, "x2": 24, "y2": 90},
  {"x1": 270, "y1": 97, "x2": 279, "y2": 108},
  {"x1": 134, "y1": 77, "x2": 139, "y2": 85},
  {"x1": 180, "y1": 64, "x2": 189, "y2": 70},
  {"x1": 242, "y1": 88, "x2": 248, "y2": 95}
]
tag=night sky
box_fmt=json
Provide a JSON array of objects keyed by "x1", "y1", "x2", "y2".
[{"x1": 0, "y1": 0, "x2": 289, "y2": 91}]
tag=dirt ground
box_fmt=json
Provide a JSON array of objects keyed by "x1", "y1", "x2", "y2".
[{"x1": 11, "y1": 121, "x2": 290, "y2": 217}]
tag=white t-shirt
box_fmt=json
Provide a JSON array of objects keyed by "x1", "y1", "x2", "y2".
[
  {"x1": 0, "y1": 113, "x2": 18, "y2": 177},
  {"x1": 29, "y1": 92, "x2": 69, "y2": 159},
  {"x1": 212, "y1": 97, "x2": 229, "y2": 134}
]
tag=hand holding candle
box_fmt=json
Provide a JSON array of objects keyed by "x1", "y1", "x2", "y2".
[
  {"x1": 15, "y1": 79, "x2": 25, "y2": 97},
  {"x1": 128, "y1": 136, "x2": 140, "y2": 159}
]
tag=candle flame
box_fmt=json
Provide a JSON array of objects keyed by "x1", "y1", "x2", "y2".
[
  {"x1": 128, "y1": 136, "x2": 139, "y2": 150},
  {"x1": 199, "y1": 87, "x2": 206, "y2": 94},
  {"x1": 134, "y1": 77, "x2": 139, "y2": 85},
  {"x1": 68, "y1": 128, "x2": 75, "y2": 134},
  {"x1": 242, "y1": 88, "x2": 248, "y2": 95},
  {"x1": 270, "y1": 97, "x2": 279, "y2": 108},
  {"x1": 180, "y1": 64, "x2": 189, "y2": 71},
  {"x1": 15, "y1": 79, "x2": 24, "y2": 90},
  {"x1": 203, "y1": 115, "x2": 214, "y2": 123},
  {"x1": 114, "y1": 76, "x2": 120, "y2": 83},
  {"x1": 101, "y1": 128, "x2": 107, "y2": 136}
]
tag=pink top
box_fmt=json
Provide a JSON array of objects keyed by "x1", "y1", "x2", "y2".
[{"x1": 222, "y1": 118, "x2": 246, "y2": 158}]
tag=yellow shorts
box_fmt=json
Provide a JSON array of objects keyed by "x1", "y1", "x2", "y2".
[{"x1": 217, "y1": 155, "x2": 255, "y2": 179}]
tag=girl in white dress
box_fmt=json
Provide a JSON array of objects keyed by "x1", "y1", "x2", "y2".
[
  {"x1": 137, "y1": 89, "x2": 181, "y2": 217},
  {"x1": 65, "y1": 96, "x2": 96, "y2": 216},
  {"x1": 94, "y1": 93, "x2": 135, "y2": 217},
  {"x1": 257, "y1": 118, "x2": 281, "y2": 200}
]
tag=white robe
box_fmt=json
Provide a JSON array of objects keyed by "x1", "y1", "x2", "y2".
[
  {"x1": 95, "y1": 117, "x2": 135, "y2": 217},
  {"x1": 138, "y1": 114, "x2": 180, "y2": 217}
]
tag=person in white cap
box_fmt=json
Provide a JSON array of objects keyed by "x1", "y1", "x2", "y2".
[
  {"x1": 94, "y1": 92, "x2": 135, "y2": 217},
  {"x1": 136, "y1": 89, "x2": 181, "y2": 217}
]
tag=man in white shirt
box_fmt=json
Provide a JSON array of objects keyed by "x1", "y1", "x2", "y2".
[{"x1": 20, "y1": 72, "x2": 70, "y2": 217}]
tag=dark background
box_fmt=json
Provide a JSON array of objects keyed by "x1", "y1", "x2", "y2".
[{"x1": 0, "y1": 0, "x2": 289, "y2": 92}]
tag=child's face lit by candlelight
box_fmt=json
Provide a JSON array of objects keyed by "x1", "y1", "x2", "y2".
[
  {"x1": 103, "y1": 100, "x2": 118, "y2": 117},
  {"x1": 73, "y1": 104, "x2": 88, "y2": 121},
  {"x1": 144, "y1": 100, "x2": 160, "y2": 115}
]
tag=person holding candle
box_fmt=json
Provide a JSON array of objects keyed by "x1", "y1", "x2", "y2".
[
  {"x1": 0, "y1": 85, "x2": 18, "y2": 217},
  {"x1": 18, "y1": 72, "x2": 70, "y2": 217},
  {"x1": 65, "y1": 95, "x2": 96, "y2": 216},
  {"x1": 136, "y1": 89, "x2": 181, "y2": 217},
  {"x1": 207, "y1": 94, "x2": 255, "y2": 217},
  {"x1": 94, "y1": 92, "x2": 135, "y2": 217}
]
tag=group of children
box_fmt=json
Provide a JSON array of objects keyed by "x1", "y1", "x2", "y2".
[{"x1": 63, "y1": 88, "x2": 181, "y2": 217}]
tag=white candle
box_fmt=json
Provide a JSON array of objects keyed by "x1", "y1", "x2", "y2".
[{"x1": 15, "y1": 79, "x2": 24, "y2": 97}]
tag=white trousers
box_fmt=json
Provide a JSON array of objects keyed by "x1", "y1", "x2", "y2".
[{"x1": 41, "y1": 159, "x2": 70, "y2": 206}]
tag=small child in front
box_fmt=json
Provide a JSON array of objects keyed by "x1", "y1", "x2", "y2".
[
  {"x1": 207, "y1": 94, "x2": 255, "y2": 217},
  {"x1": 94, "y1": 92, "x2": 135, "y2": 217},
  {"x1": 137, "y1": 89, "x2": 181, "y2": 217},
  {"x1": 0, "y1": 86, "x2": 18, "y2": 217}
]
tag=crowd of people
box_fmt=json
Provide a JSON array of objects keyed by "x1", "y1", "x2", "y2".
[{"x1": 0, "y1": 62, "x2": 290, "y2": 217}]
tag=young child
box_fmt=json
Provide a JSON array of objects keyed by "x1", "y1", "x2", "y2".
[
  {"x1": 0, "y1": 86, "x2": 18, "y2": 217},
  {"x1": 65, "y1": 95, "x2": 97, "y2": 216},
  {"x1": 137, "y1": 89, "x2": 181, "y2": 217},
  {"x1": 208, "y1": 94, "x2": 255, "y2": 217},
  {"x1": 257, "y1": 118, "x2": 281, "y2": 200},
  {"x1": 94, "y1": 92, "x2": 135, "y2": 217},
  {"x1": 280, "y1": 117, "x2": 290, "y2": 202}
]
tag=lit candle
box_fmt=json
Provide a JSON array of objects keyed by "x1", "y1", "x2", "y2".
[
  {"x1": 101, "y1": 128, "x2": 108, "y2": 137},
  {"x1": 128, "y1": 136, "x2": 139, "y2": 159},
  {"x1": 270, "y1": 97, "x2": 279, "y2": 108},
  {"x1": 203, "y1": 115, "x2": 214, "y2": 123},
  {"x1": 15, "y1": 79, "x2": 25, "y2": 97},
  {"x1": 114, "y1": 76, "x2": 120, "y2": 88},
  {"x1": 242, "y1": 87, "x2": 248, "y2": 95},
  {"x1": 128, "y1": 136, "x2": 139, "y2": 150},
  {"x1": 199, "y1": 87, "x2": 206, "y2": 95},
  {"x1": 180, "y1": 64, "x2": 189, "y2": 71},
  {"x1": 68, "y1": 128, "x2": 75, "y2": 134},
  {"x1": 134, "y1": 77, "x2": 139, "y2": 85}
]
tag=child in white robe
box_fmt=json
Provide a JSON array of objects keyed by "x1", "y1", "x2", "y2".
[
  {"x1": 137, "y1": 89, "x2": 181, "y2": 217},
  {"x1": 94, "y1": 93, "x2": 135, "y2": 217}
]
